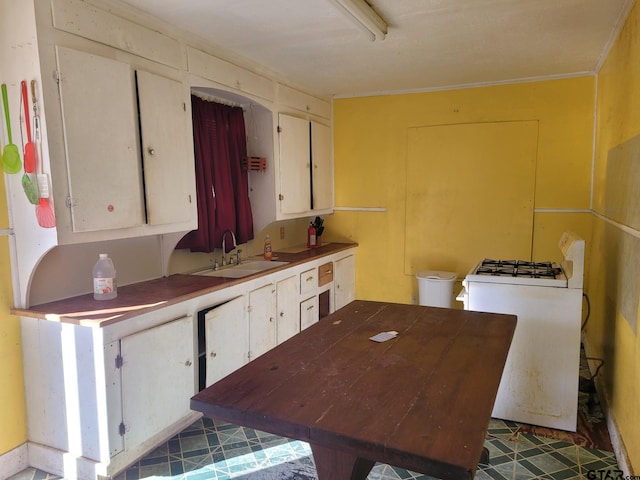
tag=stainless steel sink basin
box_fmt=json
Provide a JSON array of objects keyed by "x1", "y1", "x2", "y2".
[{"x1": 192, "y1": 260, "x2": 290, "y2": 278}]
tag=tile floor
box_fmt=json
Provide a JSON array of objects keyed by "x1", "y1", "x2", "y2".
[
  {"x1": 11, "y1": 346, "x2": 620, "y2": 480},
  {"x1": 10, "y1": 416, "x2": 619, "y2": 480}
]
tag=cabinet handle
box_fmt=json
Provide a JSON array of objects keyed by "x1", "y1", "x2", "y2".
[
  {"x1": 210, "y1": 352, "x2": 217, "y2": 358},
  {"x1": 185, "y1": 360, "x2": 192, "y2": 367},
  {"x1": 147, "y1": 147, "x2": 155, "y2": 155},
  {"x1": 270, "y1": 317, "x2": 274, "y2": 322},
  {"x1": 307, "y1": 305, "x2": 314, "y2": 311},
  {"x1": 305, "y1": 276, "x2": 313, "y2": 282},
  {"x1": 280, "y1": 311, "x2": 284, "y2": 317}
]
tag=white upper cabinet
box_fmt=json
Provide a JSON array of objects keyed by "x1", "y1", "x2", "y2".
[
  {"x1": 56, "y1": 46, "x2": 144, "y2": 232},
  {"x1": 249, "y1": 110, "x2": 334, "y2": 232},
  {"x1": 277, "y1": 113, "x2": 333, "y2": 218},
  {"x1": 278, "y1": 114, "x2": 311, "y2": 214},
  {"x1": 310, "y1": 121, "x2": 332, "y2": 211},
  {"x1": 136, "y1": 70, "x2": 195, "y2": 226},
  {"x1": 54, "y1": 46, "x2": 196, "y2": 241}
]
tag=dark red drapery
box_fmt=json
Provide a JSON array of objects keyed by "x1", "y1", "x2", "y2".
[{"x1": 177, "y1": 96, "x2": 254, "y2": 253}]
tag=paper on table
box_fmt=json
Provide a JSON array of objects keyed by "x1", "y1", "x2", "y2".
[{"x1": 369, "y1": 331, "x2": 399, "y2": 342}]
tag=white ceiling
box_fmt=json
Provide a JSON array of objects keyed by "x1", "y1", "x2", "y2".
[{"x1": 117, "y1": 0, "x2": 633, "y2": 98}]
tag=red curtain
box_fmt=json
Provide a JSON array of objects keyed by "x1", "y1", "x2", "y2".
[{"x1": 177, "y1": 96, "x2": 254, "y2": 253}]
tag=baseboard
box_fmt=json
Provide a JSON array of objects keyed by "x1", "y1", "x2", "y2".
[
  {"x1": 27, "y1": 442, "x2": 109, "y2": 480},
  {"x1": 0, "y1": 443, "x2": 28, "y2": 480},
  {"x1": 582, "y1": 335, "x2": 634, "y2": 476},
  {"x1": 16, "y1": 412, "x2": 203, "y2": 480}
]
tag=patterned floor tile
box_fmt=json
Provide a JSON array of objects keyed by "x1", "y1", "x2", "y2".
[{"x1": 11, "y1": 348, "x2": 621, "y2": 480}]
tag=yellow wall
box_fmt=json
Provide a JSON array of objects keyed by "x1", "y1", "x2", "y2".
[
  {"x1": 588, "y1": 0, "x2": 640, "y2": 472},
  {"x1": 330, "y1": 11, "x2": 640, "y2": 470},
  {"x1": 329, "y1": 77, "x2": 595, "y2": 304},
  {"x1": 0, "y1": 176, "x2": 28, "y2": 454}
]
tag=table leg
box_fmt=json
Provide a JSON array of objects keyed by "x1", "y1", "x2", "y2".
[
  {"x1": 479, "y1": 446, "x2": 490, "y2": 465},
  {"x1": 310, "y1": 443, "x2": 375, "y2": 480}
]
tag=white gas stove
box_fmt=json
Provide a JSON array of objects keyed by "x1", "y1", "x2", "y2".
[{"x1": 457, "y1": 231, "x2": 585, "y2": 431}]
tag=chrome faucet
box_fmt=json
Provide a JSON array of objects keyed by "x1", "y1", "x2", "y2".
[{"x1": 221, "y1": 230, "x2": 237, "y2": 266}]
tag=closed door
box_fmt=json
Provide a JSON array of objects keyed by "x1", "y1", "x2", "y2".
[
  {"x1": 249, "y1": 284, "x2": 277, "y2": 360},
  {"x1": 137, "y1": 70, "x2": 196, "y2": 226},
  {"x1": 278, "y1": 114, "x2": 311, "y2": 214},
  {"x1": 120, "y1": 316, "x2": 194, "y2": 451},
  {"x1": 276, "y1": 276, "x2": 299, "y2": 344},
  {"x1": 56, "y1": 46, "x2": 144, "y2": 232},
  {"x1": 405, "y1": 121, "x2": 538, "y2": 275},
  {"x1": 311, "y1": 121, "x2": 332, "y2": 211},
  {"x1": 334, "y1": 255, "x2": 356, "y2": 310},
  {"x1": 205, "y1": 296, "x2": 248, "y2": 386}
]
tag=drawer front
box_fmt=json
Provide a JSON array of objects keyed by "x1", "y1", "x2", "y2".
[
  {"x1": 300, "y1": 296, "x2": 319, "y2": 330},
  {"x1": 300, "y1": 268, "x2": 317, "y2": 296},
  {"x1": 318, "y1": 262, "x2": 334, "y2": 287}
]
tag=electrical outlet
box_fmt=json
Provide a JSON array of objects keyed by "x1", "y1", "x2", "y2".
[{"x1": 280, "y1": 226, "x2": 285, "y2": 240}]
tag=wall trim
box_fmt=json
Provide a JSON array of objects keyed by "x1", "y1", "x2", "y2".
[
  {"x1": 592, "y1": 210, "x2": 640, "y2": 239},
  {"x1": 582, "y1": 334, "x2": 634, "y2": 476},
  {"x1": 533, "y1": 208, "x2": 591, "y2": 214},
  {"x1": 334, "y1": 206, "x2": 387, "y2": 212},
  {"x1": 332, "y1": 71, "x2": 597, "y2": 99},
  {"x1": 0, "y1": 443, "x2": 28, "y2": 480}
]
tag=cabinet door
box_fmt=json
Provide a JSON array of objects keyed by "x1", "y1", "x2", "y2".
[
  {"x1": 276, "y1": 276, "x2": 299, "y2": 344},
  {"x1": 136, "y1": 70, "x2": 196, "y2": 226},
  {"x1": 278, "y1": 114, "x2": 311, "y2": 214},
  {"x1": 334, "y1": 255, "x2": 356, "y2": 310},
  {"x1": 56, "y1": 46, "x2": 144, "y2": 232},
  {"x1": 120, "y1": 316, "x2": 194, "y2": 452},
  {"x1": 204, "y1": 296, "x2": 248, "y2": 387},
  {"x1": 311, "y1": 121, "x2": 333, "y2": 211},
  {"x1": 249, "y1": 284, "x2": 277, "y2": 360},
  {"x1": 300, "y1": 296, "x2": 319, "y2": 330}
]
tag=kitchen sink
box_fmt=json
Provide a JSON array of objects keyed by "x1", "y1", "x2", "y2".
[{"x1": 192, "y1": 260, "x2": 290, "y2": 278}]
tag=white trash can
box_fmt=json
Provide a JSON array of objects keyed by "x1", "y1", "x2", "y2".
[{"x1": 416, "y1": 270, "x2": 457, "y2": 308}]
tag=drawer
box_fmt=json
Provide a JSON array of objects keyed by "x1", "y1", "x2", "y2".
[
  {"x1": 300, "y1": 268, "x2": 317, "y2": 295},
  {"x1": 318, "y1": 262, "x2": 333, "y2": 287},
  {"x1": 300, "y1": 296, "x2": 319, "y2": 330}
]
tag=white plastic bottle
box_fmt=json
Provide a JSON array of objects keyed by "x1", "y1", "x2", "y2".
[{"x1": 93, "y1": 253, "x2": 117, "y2": 300}]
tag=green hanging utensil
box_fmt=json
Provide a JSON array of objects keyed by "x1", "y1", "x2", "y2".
[
  {"x1": 1, "y1": 83, "x2": 22, "y2": 174},
  {"x1": 21, "y1": 170, "x2": 39, "y2": 204}
]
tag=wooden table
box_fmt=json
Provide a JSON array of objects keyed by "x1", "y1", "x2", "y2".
[{"x1": 191, "y1": 300, "x2": 516, "y2": 480}]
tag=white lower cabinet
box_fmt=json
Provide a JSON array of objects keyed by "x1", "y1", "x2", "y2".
[
  {"x1": 248, "y1": 284, "x2": 277, "y2": 360},
  {"x1": 203, "y1": 296, "x2": 249, "y2": 387},
  {"x1": 334, "y1": 254, "x2": 356, "y2": 310},
  {"x1": 276, "y1": 276, "x2": 300, "y2": 344},
  {"x1": 119, "y1": 316, "x2": 195, "y2": 452},
  {"x1": 21, "y1": 313, "x2": 199, "y2": 480},
  {"x1": 300, "y1": 296, "x2": 319, "y2": 330},
  {"x1": 20, "y1": 247, "x2": 356, "y2": 479}
]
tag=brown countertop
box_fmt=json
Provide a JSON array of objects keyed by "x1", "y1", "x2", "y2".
[{"x1": 11, "y1": 242, "x2": 357, "y2": 327}]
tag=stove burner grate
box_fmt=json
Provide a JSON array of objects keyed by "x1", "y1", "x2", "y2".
[{"x1": 476, "y1": 259, "x2": 562, "y2": 279}]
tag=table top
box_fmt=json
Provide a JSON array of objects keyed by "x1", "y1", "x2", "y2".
[{"x1": 191, "y1": 300, "x2": 516, "y2": 480}]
